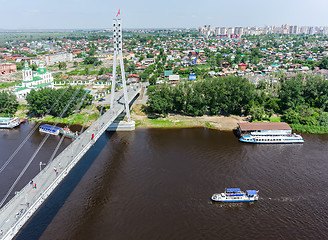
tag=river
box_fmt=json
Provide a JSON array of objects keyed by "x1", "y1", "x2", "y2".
[{"x1": 1, "y1": 122, "x2": 328, "y2": 239}]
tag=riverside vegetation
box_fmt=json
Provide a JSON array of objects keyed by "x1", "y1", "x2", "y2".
[
  {"x1": 0, "y1": 86, "x2": 95, "y2": 125},
  {"x1": 146, "y1": 73, "x2": 328, "y2": 134},
  {"x1": 2, "y1": 74, "x2": 328, "y2": 133}
]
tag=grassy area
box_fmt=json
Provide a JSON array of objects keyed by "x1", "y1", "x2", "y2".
[
  {"x1": 34, "y1": 112, "x2": 99, "y2": 126},
  {"x1": 270, "y1": 116, "x2": 281, "y2": 122},
  {"x1": 205, "y1": 122, "x2": 215, "y2": 128},
  {"x1": 195, "y1": 65, "x2": 210, "y2": 71},
  {"x1": 24, "y1": 104, "x2": 101, "y2": 126},
  {"x1": 135, "y1": 118, "x2": 196, "y2": 128},
  {"x1": 16, "y1": 104, "x2": 28, "y2": 118},
  {"x1": 253, "y1": 116, "x2": 328, "y2": 134},
  {"x1": 148, "y1": 118, "x2": 192, "y2": 128},
  {"x1": 253, "y1": 116, "x2": 282, "y2": 123},
  {"x1": 0, "y1": 81, "x2": 21, "y2": 89},
  {"x1": 290, "y1": 124, "x2": 328, "y2": 134}
]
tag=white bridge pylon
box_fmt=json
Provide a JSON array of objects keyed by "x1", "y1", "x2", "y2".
[{"x1": 110, "y1": 18, "x2": 131, "y2": 122}]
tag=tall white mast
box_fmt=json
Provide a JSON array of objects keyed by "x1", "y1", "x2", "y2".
[{"x1": 110, "y1": 16, "x2": 131, "y2": 122}]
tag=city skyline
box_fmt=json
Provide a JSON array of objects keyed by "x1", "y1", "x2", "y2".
[{"x1": 0, "y1": 0, "x2": 328, "y2": 29}]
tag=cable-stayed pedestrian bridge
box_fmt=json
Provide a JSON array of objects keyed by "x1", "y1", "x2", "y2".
[{"x1": 0, "y1": 84, "x2": 141, "y2": 240}]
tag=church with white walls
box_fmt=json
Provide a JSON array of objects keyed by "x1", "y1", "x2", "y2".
[{"x1": 13, "y1": 62, "x2": 54, "y2": 98}]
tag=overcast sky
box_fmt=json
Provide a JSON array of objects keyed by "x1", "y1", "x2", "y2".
[{"x1": 0, "y1": 0, "x2": 328, "y2": 29}]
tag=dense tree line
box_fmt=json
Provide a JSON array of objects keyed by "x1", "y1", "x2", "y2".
[
  {"x1": 0, "y1": 91, "x2": 18, "y2": 115},
  {"x1": 26, "y1": 87, "x2": 92, "y2": 117},
  {"x1": 147, "y1": 74, "x2": 328, "y2": 129},
  {"x1": 147, "y1": 76, "x2": 254, "y2": 117},
  {"x1": 278, "y1": 74, "x2": 328, "y2": 127}
]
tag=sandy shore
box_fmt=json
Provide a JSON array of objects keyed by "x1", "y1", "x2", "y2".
[{"x1": 131, "y1": 104, "x2": 249, "y2": 131}]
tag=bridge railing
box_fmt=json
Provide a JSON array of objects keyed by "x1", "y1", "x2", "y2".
[{"x1": 0, "y1": 85, "x2": 141, "y2": 240}]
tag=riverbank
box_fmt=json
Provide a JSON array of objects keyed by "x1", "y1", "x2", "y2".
[
  {"x1": 14, "y1": 103, "x2": 328, "y2": 134},
  {"x1": 131, "y1": 104, "x2": 248, "y2": 131},
  {"x1": 131, "y1": 104, "x2": 328, "y2": 134},
  {"x1": 14, "y1": 105, "x2": 102, "y2": 127}
]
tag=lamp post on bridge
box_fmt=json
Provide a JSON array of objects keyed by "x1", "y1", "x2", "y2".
[{"x1": 39, "y1": 162, "x2": 46, "y2": 172}]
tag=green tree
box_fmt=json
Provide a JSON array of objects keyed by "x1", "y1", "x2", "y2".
[
  {"x1": 31, "y1": 64, "x2": 38, "y2": 71},
  {"x1": 98, "y1": 67, "x2": 109, "y2": 75},
  {"x1": 58, "y1": 62, "x2": 67, "y2": 70},
  {"x1": 318, "y1": 112, "x2": 328, "y2": 128},
  {"x1": 84, "y1": 66, "x2": 89, "y2": 75},
  {"x1": 282, "y1": 108, "x2": 300, "y2": 124},
  {"x1": 26, "y1": 87, "x2": 92, "y2": 117},
  {"x1": 278, "y1": 74, "x2": 304, "y2": 111},
  {"x1": 149, "y1": 75, "x2": 157, "y2": 85},
  {"x1": 147, "y1": 84, "x2": 174, "y2": 117},
  {"x1": 0, "y1": 91, "x2": 18, "y2": 115},
  {"x1": 84, "y1": 56, "x2": 99, "y2": 65},
  {"x1": 16, "y1": 62, "x2": 25, "y2": 71},
  {"x1": 249, "y1": 106, "x2": 265, "y2": 121},
  {"x1": 139, "y1": 55, "x2": 145, "y2": 62}
]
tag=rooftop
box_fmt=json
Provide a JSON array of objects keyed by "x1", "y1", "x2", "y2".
[
  {"x1": 33, "y1": 82, "x2": 52, "y2": 88},
  {"x1": 238, "y1": 122, "x2": 292, "y2": 131},
  {"x1": 13, "y1": 87, "x2": 29, "y2": 92}
]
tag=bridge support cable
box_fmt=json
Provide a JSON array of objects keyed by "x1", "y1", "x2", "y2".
[
  {"x1": 79, "y1": 105, "x2": 93, "y2": 134},
  {"x1": 118, "y1": 46, "x2": 131, "y2": 122},
  {"x1": 0, "y1": 87, "x2": 82, "y2": 208},
  {"x1": 48, "y1": 91, "x2": 88, "y2": 163},
  {"x1": 0, "y1": 87, "x2": 70, "y2": 175},
  {"x1": 0, "y1": 87, "x2": 141, "y2": 240}
]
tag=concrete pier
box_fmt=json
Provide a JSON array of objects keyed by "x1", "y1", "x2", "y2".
[{"x1": 107, "y1": 120, "x2": 135, "y2": 131}]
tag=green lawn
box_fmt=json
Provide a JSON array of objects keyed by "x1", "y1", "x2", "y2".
[
  {"x1": 0, "y1": 81, "x2": 21, "y2": 89},
  {"x1": 270, "y1": 116, "x2": 281, "y2": 122}
]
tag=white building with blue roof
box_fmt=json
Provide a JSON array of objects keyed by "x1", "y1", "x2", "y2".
[{"x1": 13, "y1": 61, "x2": 54, "y2": 98}]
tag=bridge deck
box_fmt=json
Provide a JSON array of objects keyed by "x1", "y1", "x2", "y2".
[{"x1": 0, "y1": 85, "x2": 141, "y2": 240}]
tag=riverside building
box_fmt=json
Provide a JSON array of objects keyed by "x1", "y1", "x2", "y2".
[{"x1": 13, "y1": 62, "x2": 54, "y2": 98}]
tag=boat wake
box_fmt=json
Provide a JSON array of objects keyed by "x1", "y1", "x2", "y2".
[{"x1": 267, "y1": 196, "x2": 305, "y2": 202}]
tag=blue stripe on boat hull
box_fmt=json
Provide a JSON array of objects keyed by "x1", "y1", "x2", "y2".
[
  {"x1": 239, "y1": 139, "x2": 304, "y2": 144},
  {"x1": 213, "y1": 199, "x2": 257, "y2": 202}
]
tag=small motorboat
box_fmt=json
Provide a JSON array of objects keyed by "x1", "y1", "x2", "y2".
[{"x1": 60, "y1": 127, "x2": 79, "y2": 139}]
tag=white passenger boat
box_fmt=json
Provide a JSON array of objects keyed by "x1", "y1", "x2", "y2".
[
  {"x1": 239, "y1": 132, "x2": 304, "y2": 144},
  {"x1": 0, "y1": 117, "x2": 21, "y2": 128},
  {"x1": 211, "y1": 188, "x2": 259, "y2": 202},
  {"x1": 39, "y1": 124, "x2": 62, "y2": 135},
  {"x1": 238, "y1": 122, "x2": 304, "y2": 144}
]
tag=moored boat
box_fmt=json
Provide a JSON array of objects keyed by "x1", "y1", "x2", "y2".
[
  {"x1": 238, "y1": 122, "x2": 304, "y2": 144},
  {"x1": 39, "y1": 124, "x2": 62, "y2": 135},
  {"x1": 0, "y1": 117, "x2": 21, "y2": 129},
  {"x1": 60, "y1": 127, "x2": 78, "y2": 139},
  {"x1": 240, "y1": 132, "x2": 304, "y2": 144},
  {"x1": 211, "y1": 188, "x2": 259, "y2": 202}
]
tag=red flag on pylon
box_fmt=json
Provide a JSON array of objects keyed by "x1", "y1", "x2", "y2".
[{"x1": 116, "y1": 9, "x2": 120, "y2": 17}]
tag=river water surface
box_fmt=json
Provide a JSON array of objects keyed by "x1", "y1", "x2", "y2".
[{"x1": 1, "y1": 122, "x2": 328, "y2": 240}]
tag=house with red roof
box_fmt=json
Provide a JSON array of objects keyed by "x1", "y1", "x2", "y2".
[
  {"x1": 238, "y1": 63, "x2": 247, "y2": 71},
  {"x1": 127, "y1": 74, "x2": 140, "y2": 84}
]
